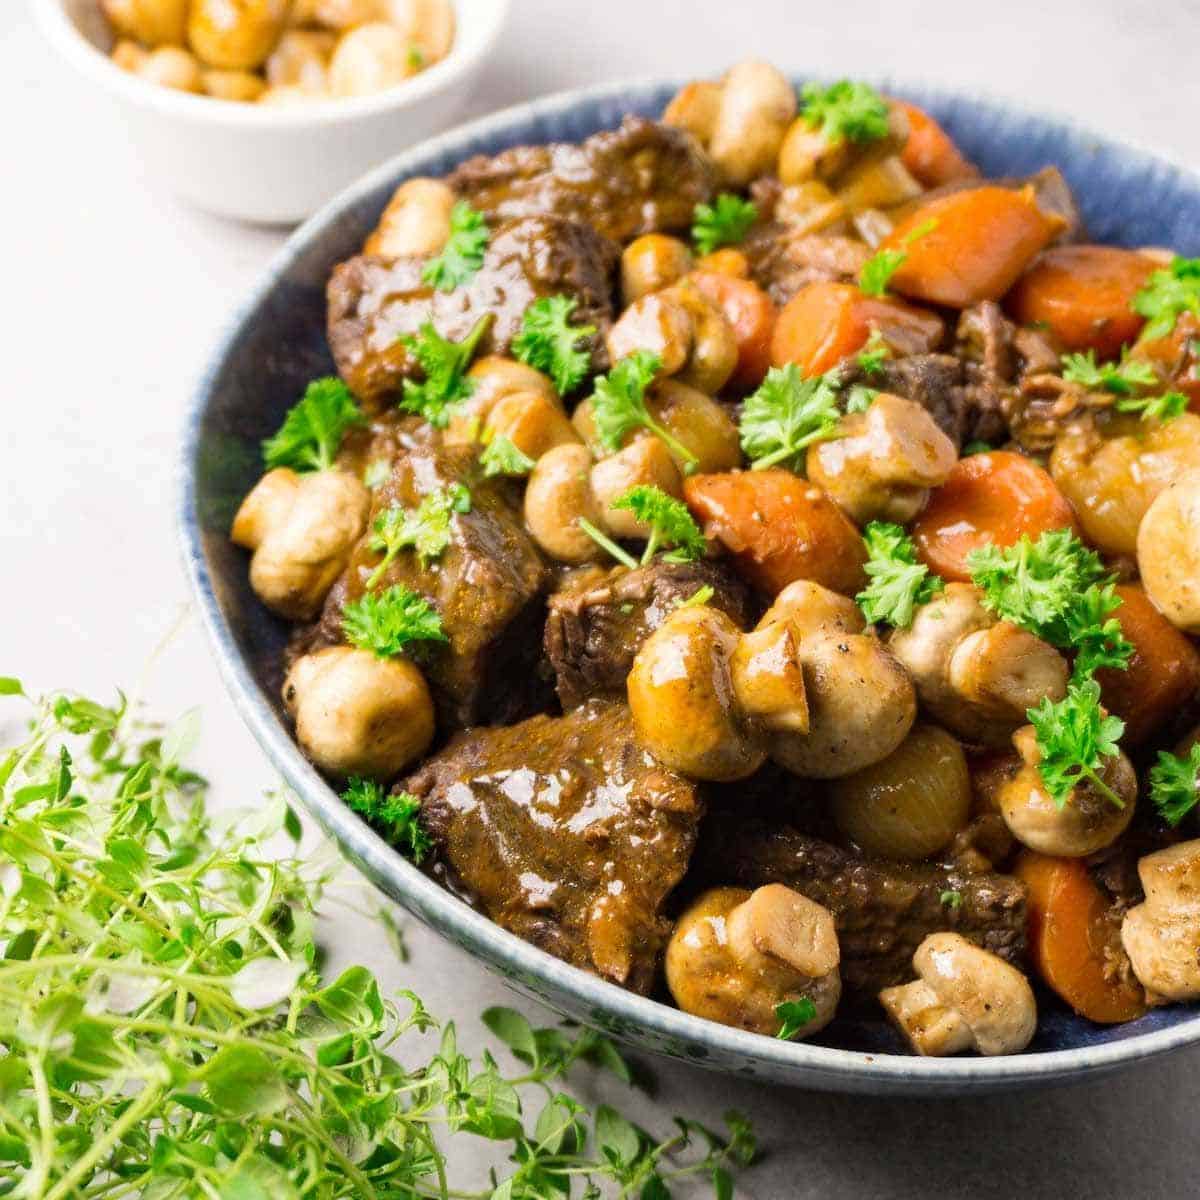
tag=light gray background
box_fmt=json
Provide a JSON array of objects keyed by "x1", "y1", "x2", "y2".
[{"x1": 4, "y1": 0, "x2": 1200, "y2": 1194}]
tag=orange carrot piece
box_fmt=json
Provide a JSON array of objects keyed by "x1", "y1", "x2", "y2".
[
  {"x1": 1005, "y1": 245, "x2": 1157, "y2": 358},
  {"x1": 892, "y1": 99, "x2": 978, "y2": 189},
  {"x1": 882, "y1": 185, "x2": 1064, "y2": 307},
  {"x1": 1094, "y1": 583, "x2": 1200, "y2": 746},
  {"x1": 911, "y1": 451, "x2": 1077, "y2": 582},
  {"x1": 684, "y1": 470, "x2": 867, "y2": 597},
  {"x1": 1014, "y1": 852, "x2": 1147, "y2": 1025},
  {"x1": 770, "y1": 280, "x2": 943, "y2": 377}
]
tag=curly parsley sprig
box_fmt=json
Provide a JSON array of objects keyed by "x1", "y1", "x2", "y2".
[
  {"x1": 966, "y1": 529, "x2": 1132, "y2": 681},
  {"x1": 421, "y1": 200, "x2": 488, "y2": 292},
  {"x1": 858, "y1": 219, "x2": 937, "y2": 297},
  {"x1": 1148, "y1": 742, "x2": 1200, "y2": 826},
  {"x1": 1133, "y1": 254, "x2": 1200, "y2": 341},
  {"x1": 400, "y1": 314, "x2": 492, "y2": 427},
  {"x1": 580, "y1": 484, "x2": 707, "y2": 570},
  {"x1": 342, "y1": 585, "x2": 448, "y2": 658},
  {"x1": 692, "y1": 193, "x2": 758, "y2": 256},
  {"x1": 511, "y1": 295, "x2": 597, "y2": 395},
  {"x1": 800, "y1": 79, "x2": 890, "y2": 144},
  {"x1": 740, "y1": 364, "x2": 842, "y2": 471},
  {"x1": 1027, "y1": 678, "x2": 1126, "y2": 810},
  {"x1": 590, "y1": 350, "x2": 699, "y2": 472},
  {"x1": 262, "y1": 377, "x2": 365, "y2": 472},
  {"x1": 856, "y1": 521, "x2": 944, "y2": 628},
  {"x1": 1061, "y1": 349, "x2": 1159, "y2": 395},
  {"x1": 479, "y1": 433, "x2": 535, "y2": 478},
  {"x1": 775, "y1": 998, "x2": 819, "y2": 1041},
  {"x1": 367, "y1": 483, "x2": 470, "y2": 586},
  {"x1": 342, "y1": 778, "x2": 433, "y2": 863}
]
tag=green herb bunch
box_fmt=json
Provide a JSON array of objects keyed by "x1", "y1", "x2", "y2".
[{"x1": 0, "y1": 679, "x2": 754, "y2": 1198}]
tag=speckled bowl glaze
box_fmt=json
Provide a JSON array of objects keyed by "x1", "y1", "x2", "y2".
[{"x1": 180, "y1": 77, "x2": 1200, "y2": 1095}]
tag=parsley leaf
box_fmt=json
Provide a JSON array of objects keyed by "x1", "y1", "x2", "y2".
[
  {"x1": 856, "y1": 520, "x2": 944, "y2": 628},
  {"x1": 1114, "y1": 390, "x2": 1189, "y2": 422},
  {"x1": 367, "y1": 483, "x2": 470, "y2": 585},
  {"x1": 1133, "y1": 255, "x2": 1200, "y2": 341},
  {"x1": 800, "y1": 79, "x2": 890, "y2": 144},
  {"x1": 857, "y1": 329, "x2": 890, "y2": 376},
  {"x1": 692, "y1": 193, "x2": 758, "y2": 256},
  {"x1": 400, "y1": 315, "x2": 492, "y2": 427},
  {"x1": 343, "y1": 778, "x2": 434, "y2": 863},
  {"x1": 363, "y1": 459, "x2": 391, "y2": 489},
  {"x1": 1027, "y1": 677, "x2": 1126, "y2": 810},
  {"x1": 966, "y1": 529, "x2": 1132, "y2": 678},
  {"x1": 775, "y1": 997, "x2": 818, "y2": 1040},
  {"x1": 510, "y1": 295, "x2": 597, "y2": 395},
  {"x1": 421, "y1": 200, "x2": 488, "y2": 292},
  {"x1": 740, "y1": 364, "x2": 842, "y2": 470},
  {"x1": 342, "y1": 585, "x2": 448, "y2": 658},
  {"x1": 1148, "y1": 743, "x2": 1200, "y2": 826},
  {"x1": 940, "y1": 890, "x2": 963, "y2": 910},
  {"x1": 479, "y1": 434, "x2": 535, "y2": 478},
  {"x1": 590, "y1": 351, "x2": 699, "y2": 472},
  {"x1": 262, "y1": 377, "x2": 365, "y2": 473},
  {"x1": 608, "y1": 484, "x2": 707, "y2": 565},
  {"x1": 961, "y1": 439, "x2": 994, "y2": 455},
  {"x1": 844, "y1": 385, "x2": 878, "y2": 413},
  {"x1": 1061, "y1": 349, "x2": 1159, "y2": 395},
  {"x1": 678, "y1": 583, "x2": 715, "y2": 609},
  {"x1": 859, "y1": 248, "x2": 907, "y2": 297}
]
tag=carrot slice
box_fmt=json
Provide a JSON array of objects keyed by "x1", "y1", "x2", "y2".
[
  {"x1": 882, "y1": 185, "x2": 1065, "y2": 307},
  {"x1": 1094, "y1": 583, "x2": 1200, "y2": 746},
  {"x1": 1005, "y1": 245, "x2": 1157, "y2": 358},
  {"x1": 1014, "y1": 852, "x2": 1147, "y2": 1025},
  {"x1": 891, "y1": 99, "x2": 978, "y2": 189},
  {"x1": 684, "y1": 470, "x2": 867, "y2": 597},
  {"x1": 686, "y1": 271, "x2": 776, "y2": 392},
  {"x1": 770, "y1": 280, "x2": 943, "y2": 377},
  {"x1": 911, "y1": 451, "x2": 1077, "y2": 582}
]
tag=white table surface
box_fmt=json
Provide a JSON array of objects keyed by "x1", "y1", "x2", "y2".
[{"x1": 5, "y1": 0, "x2": 1200, "y2": 1193}]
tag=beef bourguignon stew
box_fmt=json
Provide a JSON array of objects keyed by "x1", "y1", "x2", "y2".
[{"x1": 232, "y1": 62, "x2": 1200, "y2": 1056}]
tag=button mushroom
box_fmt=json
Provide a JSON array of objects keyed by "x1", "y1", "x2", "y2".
[
  {"x1": 606, "y1": 286, "x2": 738, "y2": 396},
  {"x1": 758, "y1": 580, "x2": 917, "y2": 779},
  {"x1": 231, "y1": 467, "x2": 371, "y2": 620},
  {"x1": 806, "y1": 393, "x2": 957, "y2": 525},
  {"x1": 187, "y1": 0, "x2": 290, "y2": 71},
  {"x1": 573, "y1": 380, "x2": 742, "y2": 475},
  {"x1": 523, "y1": 441, "x2": 683, "y2": 563},
  {"x1": 363, "y1": 177, "x2": 456, "y2": 259},
  {"x1": 1137, "y1": 468, "x2": 1200, "y2": 634},
  {"x1": 620, "y1": 235, "x2": 695, "y2": 306},
  {"x1": 283, "y1": 645, "x2": 434, "y2": 779},
  {"x1": 664, "y1": 61, "x2": 797, "y2": 186},
  {"x1": 101, "y1": 0, "x2": 188, "y2": 48},
  {"x1": 879, "y1": 932, "x2": 1037, "y2": 1056},
  {"x1": 887, "y1": 582, "x2": 1069, "y2": 747},
  {"x1": 666, "y1": 885, "x2": 841, "y2": 1037},
  {"x1": 264, "y1": 30, "x2": 337, "y2": 95},
  {"x1": 997, "y1": 725, "x2": 1136, "y2": 857},
  {"x1": 627, "y1": 605, "x2": 809, "y2": 781},
  {"x1": 329, "y1": 22, "x2": 419, "y2": 98},
  {"x1": 1121, "y1": 840, "x2": 1200, "y2": 1003},
  {"x1": 445, "y1": 357, "x2": 558, "y2": 448}
]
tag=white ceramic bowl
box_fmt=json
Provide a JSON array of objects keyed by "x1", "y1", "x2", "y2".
[{"x1": 33, "y1": 0, "x2": 510, "y2": 224}]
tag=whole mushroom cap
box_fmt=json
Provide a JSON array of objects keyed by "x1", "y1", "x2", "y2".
[{"x1": 912, "y1": 932, "x2": 1036, "y2": 1056}]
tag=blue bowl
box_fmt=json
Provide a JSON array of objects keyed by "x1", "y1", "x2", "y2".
[{"x1": 180, "y1": 77, "x2": 1200, "y2": 1095}]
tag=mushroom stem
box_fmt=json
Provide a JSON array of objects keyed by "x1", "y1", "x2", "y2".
[{"x1": 879, "y1": 979, "x2": 974, "y2": 1057}]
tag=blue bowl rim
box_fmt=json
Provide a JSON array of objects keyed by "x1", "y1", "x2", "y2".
[{"x1": 179, "y1": 72, "x2": 1200, "y2": 1091}]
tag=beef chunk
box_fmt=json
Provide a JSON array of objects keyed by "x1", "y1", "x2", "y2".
[
  {"x1": 694, "y1": 812, "x2": 1027, "y2": 1001},
  {"x1": 743, "y1": 225, "x2": 870, "y2": 307},
  {"x1": 406, "y1": 701, "x2": 702, "y2": 994},
  {"x1": 317, "y1": 442, "x2": 550, "y2": 728},
  {"x1": 545, "y1": 560, "x2": 755, "y2": 709},
  {"x1": 446, "y1": 117, "x2": 718, "y2": 244},
  {"x1": 328, "y1": 215, "x2": 618, "y2": 408}
]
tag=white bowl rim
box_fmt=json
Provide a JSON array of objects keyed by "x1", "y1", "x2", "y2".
[
  {"x1": 178, "y1": 72, "x2": 1200, "y2": 1092},
  {"x1": 31, "y1": 0, "x2": 512, "y2": 128}
]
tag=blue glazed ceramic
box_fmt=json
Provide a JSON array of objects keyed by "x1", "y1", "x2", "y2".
[{"x1": 180, "y1": 77, "x2": 1200, "y2": 1095}]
